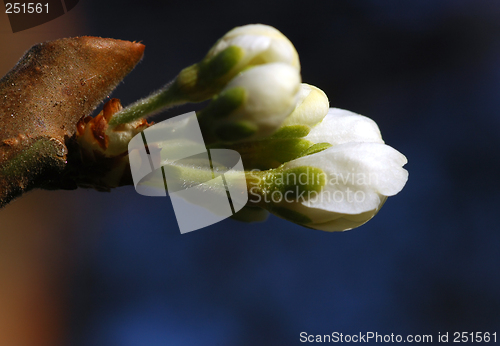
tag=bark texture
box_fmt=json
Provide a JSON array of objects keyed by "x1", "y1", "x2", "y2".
[{"x1": 0, "y1": 37, "x2": 145, "y2": 207}]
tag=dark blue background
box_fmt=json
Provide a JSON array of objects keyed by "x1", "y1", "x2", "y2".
[{"x1": 64, "y1": 1, "x2": 500, "y2": 344}]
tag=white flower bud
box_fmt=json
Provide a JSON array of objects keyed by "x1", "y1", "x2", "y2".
[
  {"x1": 199, "y1": 62, "x2": 301, "y2": 142},
  {"x1": 246, "y1": 107, "x2": 408, "y2": 231},
  {"x1": 263, "y1": 142, "x2": 408, "y2": 232},
  {"x1": 207, "y1": 24, "x2": 300, "y2": 73},
  {"x1": 168, "y1": 25, "x2": 300, "y2": 103}
]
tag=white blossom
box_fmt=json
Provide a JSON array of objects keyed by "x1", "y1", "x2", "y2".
[
  {"x1": 207, "y1": 24, "x2": 300, "y2": 73},
  {"x1": 264, "y1": 108, "x2": 408, "y2": 231}
]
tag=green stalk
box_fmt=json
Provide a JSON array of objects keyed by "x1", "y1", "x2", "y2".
[{"x1": 108, "y1": 81, "x2": 185, "y2": 127}]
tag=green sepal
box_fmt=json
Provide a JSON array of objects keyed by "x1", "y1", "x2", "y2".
[
  {"x1": 199, "y1": 45, "x2": 244, "y2": 85},
  {"x1": 270, "y1": 125, "x2": 311, "y2": 139},
  {"x1": 214, "y1": 137, "x2": 313, "y2": 170},
  {"x1": 175, "y1": 45, "x2": 244, "y2": 102},
  {"x1": 198, "y1": 86, "x2": 246, "y2": 120},
  {"x1": 250, "y1": 165, "x2": 326, "y2": 201},
  {"x1": 270, "y1": 166, "x2": 326, "y2": 197},
  {"x1": 214, "y1": 121, "x2": 257, "y2": 142},
  {"x1": 298, "y1": 142, "x2": 332, "y2": 158}
]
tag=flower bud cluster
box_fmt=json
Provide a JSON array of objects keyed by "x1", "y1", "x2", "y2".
[
  {"x1": 95, "y1": 24, "x2": 408, "y2": 232},
  {"x1": 190, "y1": 24, "x2": 409, "y2": 231}
]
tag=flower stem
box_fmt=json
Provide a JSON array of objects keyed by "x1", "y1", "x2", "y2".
[{"x1": 108, "y1": 81, "x2": 185, "y2": 127}]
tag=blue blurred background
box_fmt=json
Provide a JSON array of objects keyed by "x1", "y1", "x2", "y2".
[{"x1": 1, "y1": 1, "x2": 500, "y2": 345}]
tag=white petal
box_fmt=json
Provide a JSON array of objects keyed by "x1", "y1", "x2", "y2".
[
  {"x1": 305, "y1": 108, "x2": 384, "y2": 145},
  {"x1": 307, "y1": 208, "x2": 381, "y2": 232},
  {"x1": 208, "y1": 24, "x2": 300, "y2": 70},
  {"x1": 281, "y1": 84, "x2": 329, "y2": 128},
  {"x1": 270, "y1": 196, "x2": 386, "y2": 232},
  {"x1": 284, "y1": 142, "x2": 408, "y2": 214},
  {"x1": 224, "y1": 35, "x2": 271, "y2": 58},
  {"x1": 225, "y1": 63, "x2": 301, "y2": 135},
  {"x1": 222, "y1": 24, "x2": 287, "y2": 40}
]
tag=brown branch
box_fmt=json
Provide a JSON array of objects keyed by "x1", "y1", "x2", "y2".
[{"x1": 0, "y1": 37, "x2": 145, "y2": 207}]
